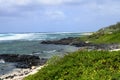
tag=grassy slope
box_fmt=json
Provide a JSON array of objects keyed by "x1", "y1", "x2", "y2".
[
  {"x1": 82, "y1": 32, "x2": 120, "y2": 44},
  {"x1": 24, "y1": 51, "x2": 120, "y2": 80},
  {"x1": 94, "y1": 32, "x2": 120, "y2": 44},
  {"x1": 80, "y1": 22, "x2": 120, "y2": 44}
]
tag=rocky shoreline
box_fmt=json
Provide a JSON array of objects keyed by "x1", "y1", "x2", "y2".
[
  {"x1": 41, "y1": 37, "x2": 120, "y2": 50},
  {"x1": 0, "y1": 65, "x2": 45, "y2": 80},
  {"x1": 0, "y1": 54, "x2": 47, "y2": 80},
  {"x1": 1, "y1": 37, "x2": 120, "y2": 80},
  {"x1": 0, "y1": 54, "x2": 47, "y2": 68}
]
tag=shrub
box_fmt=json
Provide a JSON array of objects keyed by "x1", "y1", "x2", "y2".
[{"x1": 24, "y1": 51, "x2": 120, "y2": 80}]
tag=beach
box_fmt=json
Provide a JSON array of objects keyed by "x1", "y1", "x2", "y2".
[{"x1": 0, "y1": 65, "x2": 45, "y2": 80}]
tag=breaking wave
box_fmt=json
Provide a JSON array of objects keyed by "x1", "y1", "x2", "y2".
[{"x1": 0, "y1": 32, "x2": 85, "y2": 41}]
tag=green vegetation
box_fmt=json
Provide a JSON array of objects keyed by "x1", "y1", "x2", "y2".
[
  {"x1": 24, "y1": 51, "x2": 120, "y2": 80},
  {"x1": 81, "y1": 31, "x2": 120, "y2": 44},
  {"x1": 24, "y1": 22, "x2": 120, "y2": 80},
  {"x1": 92, "y1": 32, "x2": 120, "y2": 44},
  {"x1": 80, "y1": 22, "x2": 120, "y2": 44},
  {"x1": 98, "y1": 22, "x2": 120, "y2": 33}
]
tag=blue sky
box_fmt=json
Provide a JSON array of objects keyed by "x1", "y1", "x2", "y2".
[{"x1": 0, "y1": 0, "x2": 120, "y2": 32}]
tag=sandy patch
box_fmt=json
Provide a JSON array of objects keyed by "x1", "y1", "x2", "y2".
[{"x1": 0, "y1": 65, "x2": 44, "y2": 80}]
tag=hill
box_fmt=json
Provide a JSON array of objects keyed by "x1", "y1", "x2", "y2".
[
  {"x1": 98, "y1": 22, "x2": 120, "y2": 33},
  {"x1": 81, "y1": 22, "x2": 120, "y2": 44}
]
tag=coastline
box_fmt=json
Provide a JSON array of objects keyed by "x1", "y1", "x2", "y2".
[
  {"x1": 0, "y1": 30, "x2": 120, "y2": 80},
  {"x1": 1, "y1": 41, "x2": 120, "y2": 80},
  {"x1": 0, "y1": 65, "x2": 45, "y2": 80},
  {"x1": 1, "y1": 48, "x2": 120, "y2": 80}
]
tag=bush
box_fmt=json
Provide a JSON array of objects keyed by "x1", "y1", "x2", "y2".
[{"x1": 24, "y1": 51, "x2": 120, "y2": 80}]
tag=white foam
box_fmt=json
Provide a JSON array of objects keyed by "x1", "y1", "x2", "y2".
[
  {"x1": 0, "y1": 59, "x2": 5, "y2": 63},
  {"x1": 0, "y1": 34, "x2": 31, "y2": 41},
  {"x1": 0, "y1": 32, "x2": 83, "y2": 41},
  {"x1": 43, "y1": 50, "x2": 56, "y2": 53},
  {"x1": 0, "y1": 33, "x2": 46, "y2": 41}
]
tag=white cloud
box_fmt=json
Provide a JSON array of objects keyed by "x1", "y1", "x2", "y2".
[
  {"x1": 0, "y1": 0, "x2": 31, "y2": 6},
  {"x1": 0, "y1": 0, "x2": 31, "y2": 13},
  {"x1": 36, "y1": 0, "x2": 82, "y2": 5},
  {"x1": 80, "y1": 0, "x2": 120, "y2": 15},
  {"x1": 36, "y1": 0, "x2": 63, "y2": 5},
  {"x1": 0, "y1": 0, "x2": 80, "y2": 14},
  {"x1": 45, "y1": 10, "x2": 65, "y2": 20},
  {"x1": 0, "y1": 0, "x2": 80, "y2": 8},
  {"x1": 0, "y1": 0, "x2": 31, "y2": 9},
  {"x1": 0, "y1": 0, "x2": 120, "y2": 17}
]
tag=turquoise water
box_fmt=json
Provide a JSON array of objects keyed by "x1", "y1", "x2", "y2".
[
  {"x1": 0, "y1": 32, "x2": 84, "y2": 75},
  {"x1": 0, "y1": 32, "x2": 91, "y2": 76},
  {"x1": 0, "y1": 32, "x2": 83, "y2": 57},
  {"x1": 0, "y1": 41, "x2": 78, "y2": 58}
]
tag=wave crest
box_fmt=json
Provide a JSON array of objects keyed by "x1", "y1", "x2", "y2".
[{"x1": 0, "y1": 33, "x2": 83, "y2": 41}]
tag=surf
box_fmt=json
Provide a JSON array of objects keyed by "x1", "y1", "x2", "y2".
[
  {"x1": 0, "y1": 59, "x2": 5, "y2": 64},
  {"x1": 0, "y1": 32, "x2": 83, "y2": 41}
]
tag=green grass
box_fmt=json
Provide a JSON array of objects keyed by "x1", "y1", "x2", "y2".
[
  {"x1": 79, "y1": 22, "x2": 120, "y2": 44},
  {"x1": 24, "y1": 51, "x2": 120, "y2": 80},
  {"x1": 93, "y1": 32, "x2": 120, "y2": 44},
  {"x1": 98, "y1": 22, "x2": 120, "y2": 33},
  {"x1": 80, "y1": 31, "x2": 120, "y2": 44},
  {"x1": 88, "y1": 32, "x2": 120, "y2": 44}
]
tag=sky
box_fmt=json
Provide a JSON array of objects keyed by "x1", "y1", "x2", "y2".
[{"x1": 0, "y1": 0, "x2": 120, "y2": 32}]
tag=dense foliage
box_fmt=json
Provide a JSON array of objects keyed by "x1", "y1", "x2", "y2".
[{"x1": 24, "y1": 51, "x2": 120, "y2": 80}]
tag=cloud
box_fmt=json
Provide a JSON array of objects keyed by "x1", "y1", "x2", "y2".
[
  {"x1": 0, "y1": 0, "x2": 72, "y2": 17},
  {"x1": 0, "y1": 0, "x2": 120, "y2": 18},
  {"x1": 44, "y1": 10, "x2": 65, "y2": 20},
  {"x1": 0, "y1": 0, "x2": 31, "y2": 6},
  {"x1": 72, "y1": 0, "x2": 120, "y2": 16},
  {"x1": 0, "y1": 0, "x2": 31, "y2": 10},
  {"x1": 0, "y1": 0, "x2": 81, "y2": 9},
  {"x1": 0, "y1": 0, "x2": 32, "y2": 17},
  {"x1": 36, "y1": 0, "x2": 82, "y2": 5}
]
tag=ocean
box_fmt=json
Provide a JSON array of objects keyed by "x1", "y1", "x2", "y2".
[{"x1": 0, "y1": 32, "x2": 88, "y2": 76}]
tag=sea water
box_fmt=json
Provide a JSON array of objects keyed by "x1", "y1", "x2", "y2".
[{"x1": 0, "y1": 32, "x2": 88, "y2": 75}]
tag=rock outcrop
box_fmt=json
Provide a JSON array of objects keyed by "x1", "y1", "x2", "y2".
[
  {"x1": 41, "y1": 37, "x2": 77, "y2": 45},
  {"x1": 41, "y1": 37, "x2": 97, "y2": 47},
  {"x1": 0, "y1": 54, "x2": 48, "y2": 68},
  {"x1": 41, "y1": 37, "x2": 120, "y2": 50}
]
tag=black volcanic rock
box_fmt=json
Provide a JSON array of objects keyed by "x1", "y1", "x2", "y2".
[
  {"x1": 71, "y1": 41, "x2": 93, "y2": 47},
  {"x1": 0, "y1": 54, "x2": 48, "y2": 68},
  {"x1": 41, "y1": 37, "x2": 80, "y2": 45},
  {"x1": 41, "y1": 37, "x2": 97, "y2": 47},
  {"x1": 41, "y1": 37, "x2": 120, "y2": 50}
]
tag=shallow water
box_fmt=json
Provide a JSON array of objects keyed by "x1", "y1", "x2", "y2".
[
  {"x1": 0, "y1": 42, "x2": 78, "y2": 76},
  {"x1": 0, "y1": 41, "x2": 78, "y2": 57},
  {"x1": 0, "y1": 63, "x2": 16, "y2": 75}
]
